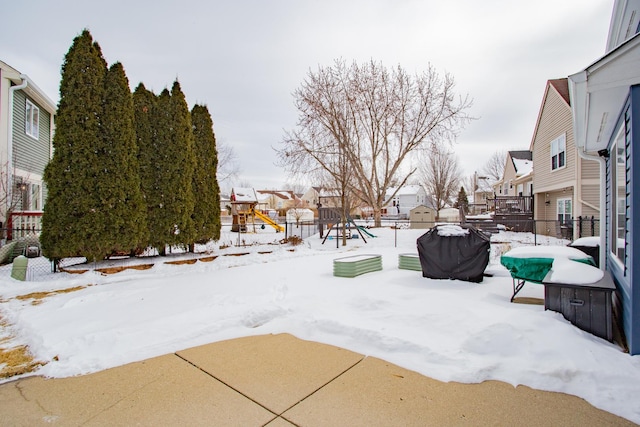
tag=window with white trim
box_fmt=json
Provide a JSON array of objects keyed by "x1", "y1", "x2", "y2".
[
  {"x1": 551, "y1": 133, "x2": 566, "y2": 170},
  {"x1": 557, "y1": 198, "x2": 572, "y2": 226},
  {"x1": 611, "y1": 126, "x2": 627, "y2": 264},
  {"x1": 25, "y1": 99, "x2": 39, "y2": 139}
]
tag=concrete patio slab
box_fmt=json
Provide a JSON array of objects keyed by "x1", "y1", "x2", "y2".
[
  {"x1": 0, "y1": 353, "x2": 275, "y2": 426},
  {"x1": 176, "y1": 333, "x2": 364, "y2": 414},
  {"x1": 0, "y1": 334, "x2": 634, "y2": 426},
  {"x1": 282, "y1": 355, "x2": 635, "y2": 426}
]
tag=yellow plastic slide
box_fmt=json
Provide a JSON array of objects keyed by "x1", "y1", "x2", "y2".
[{"x1": 253, "y1": 209, "x2": 284, "y2": 232}]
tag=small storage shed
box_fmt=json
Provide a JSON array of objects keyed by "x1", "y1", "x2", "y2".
[
  {"x1": 417, "y1": 224, "x2": 490, "y2": 283},
  {"x1": 409, "y1": 205, "x2": 435, "y2": 229},
  {"x1": 286, "y1": 208, "x2": 314, "y2": 223}
]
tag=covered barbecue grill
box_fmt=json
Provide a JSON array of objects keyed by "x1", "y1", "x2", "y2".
[{"x1": 417, "y1": 224, "x2": 491, "y2": 283}]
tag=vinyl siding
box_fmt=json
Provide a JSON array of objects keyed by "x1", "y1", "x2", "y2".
[
  {"x1": 580, "y1": 184, "x2": 600, "y2": 217},
  {"x1": 531, "y1": 88, "x2": 576, "y2": 192},
  {"x1": 12, "y1": 90, "x2": 51, "y2": 175},
  {"x1": 581, "y1": 158, "x2": 600, "y2": 180}
]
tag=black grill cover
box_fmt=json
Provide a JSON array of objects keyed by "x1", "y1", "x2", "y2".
[{"x1": 417, "y1": 225, "x2": 491, "y2": 283}]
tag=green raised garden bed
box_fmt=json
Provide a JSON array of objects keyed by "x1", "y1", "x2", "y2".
[
  {"x1": 333, "y1": 254, "x2": 382, "y2": 278},
  {"x1": 398, "y1": 253, "x2": 421, "y2": 271}
]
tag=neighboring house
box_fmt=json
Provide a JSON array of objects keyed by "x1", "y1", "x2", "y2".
[
  {"x1": 219, "y1": 193, "x2": 231, "y2": 216},
  {"x1": 568, "y1": 0, "x2": 640, "y2": 355},
  {"x1": 385, "y1": 185, "x2": 428, "y2": 218},
  {"x1": 471, "y1": 173, "x2": 494, "y2": 214},
  {"x1": 0, "y1": 61, "x2": 56, "y2": 236},
  {"x1": 529, "y1": 78, "x2": 600, "y2": 239},
  {"x1": 493, "y1": 151, "x2": 533, "y2": 197},
  {"x1": 300, "y1": 187, "x2": 340, "y2": 209},
  {"x1": 256, "y1": 190, "x2": 303, "y2": 212}
]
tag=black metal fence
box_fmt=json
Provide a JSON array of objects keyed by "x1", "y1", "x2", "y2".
[
  {"x1": 0, "y1": 216, "x2": 602, "y2": 278},
  {"x1": 285, "y1": 220, "x2": 319, "y2": 240}
]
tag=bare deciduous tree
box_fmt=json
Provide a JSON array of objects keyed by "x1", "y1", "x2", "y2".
[
  {"x1": 419, "y1": 146, "x2": 462, "y2": 220},
  {"x1": 217, "y1": 141, "x2": 241, "y2": 186},
  {"x1": 276, "y1": 59, "x2": 472, "y2": 227},
  {"x1": 482, "y1": 150, "x2": 507, "y2": 182}
]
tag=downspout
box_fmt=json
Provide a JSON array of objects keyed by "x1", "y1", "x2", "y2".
[
  {"x1": 7, "y1": 74, "x2": 29, "y2": 220},
  {"x1": 577, "y1": 146, "x2": 606, "y2": 269}
]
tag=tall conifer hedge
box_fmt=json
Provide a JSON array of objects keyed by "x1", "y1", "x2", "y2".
[
  {"x1": 191, "y1": 104, "x2": 221, "y2": 243},
  {"x1": 42, "y1": 30, "x2": 108, "y2": 260},
  {"x1": 43, "y1": 30, "x2": 222, "y2": 261}
]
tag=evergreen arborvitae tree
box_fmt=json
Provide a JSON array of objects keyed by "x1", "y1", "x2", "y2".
[
  {"x1": 99, "y1": 62, "x2": 148, "y2": 254},
  {"x1": 455, "y1": 186, "x2": 469, "y2": 214},
  {"x1": 133, "y1": 83, "x2": 162, "y2": 251},
  {"x1": 191, "y1": 104, "x2": 221, "y2": 244},
  {"x1": 139, "y1": 82, "x2": 196, "y2": 254},
  {"x1": 41, "y1": 29, "x2": 108, "y2": 260},
  {"x1": 167, "y1": 81, "x2": 196, "y2": 249}
]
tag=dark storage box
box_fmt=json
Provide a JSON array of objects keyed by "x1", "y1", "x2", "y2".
[{"x1": 543, "y1": 270, "x2": 615, "y2": 341}]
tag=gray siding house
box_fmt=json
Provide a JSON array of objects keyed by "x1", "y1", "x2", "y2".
[
  {"x1": 569, "y1": 0, "x2": 640, "y2": 355},
  {"x1": 0, "y1": 60, "x2": 56, "y2": 236}
]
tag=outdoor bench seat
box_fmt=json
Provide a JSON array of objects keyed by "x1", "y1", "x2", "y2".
[{"x1": 333, "y1": 254, "x2": 382, "y2": 278}]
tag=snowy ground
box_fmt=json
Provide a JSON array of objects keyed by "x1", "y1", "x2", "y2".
[{"x1": 1, "y1": 226, "x2": 639, "y2": 424}]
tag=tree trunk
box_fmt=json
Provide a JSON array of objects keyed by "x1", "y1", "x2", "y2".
[{"x1": 373, "y1": 208, "x2": 382, "y2": 228}]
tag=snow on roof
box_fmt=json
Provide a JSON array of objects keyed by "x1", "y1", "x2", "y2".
[
  {"x1": 513, "y1": 158, "x2": 533, "y2": 177},
  {"x1": 231, "y1": 187, "x2": 257, "y2": 202},
  {"x1": 386, "y1": 185, "x2": 423, "y2": 197},
  {"x1": 256, "y1": 190, "x2": 295, "y2": 200},
  {"x1": 318, "y1": 188, "x2": 341, "y2": 198}
]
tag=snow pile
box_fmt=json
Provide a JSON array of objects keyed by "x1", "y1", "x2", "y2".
[
  {"x1": 503, "y1": 245, "x2": 604, "y2": 284},
  {"x1": 0, "y1": 228, "x2": 638, "y2": 423},
  {"x1": 571, "y1": 236, "x2": 600, "y2": 247},
  {"x1": 436, "y1": 224, "x2": 469, "y2": 237}
]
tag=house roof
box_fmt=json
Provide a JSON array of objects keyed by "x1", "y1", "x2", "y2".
[
  {"x1": 528, "y1": 78, "x2": 572, "y2": 151},
  {"x1": 0, "y1": 60, "x2": 57, "y2": 114},
  {"x1": 386, "y1": 185, "x2": 424, "y2": 197},
  {"x1": 231, "y1": 187, "x2": 257, "y2": 203},
  {"x1": 513, "y1": 158, "x2": 533, "y2": 177},
  {"x1": 549, "y1": 78, "x2": 570, "y2": 105},
  {"x1": 509, "y1": 151, "x2": 533, "y2": 177},
  {"x1": 569, "y1": 32, "x2": 640, "y2": 152},
  {"x1": 508, "y1": 150, "x2": 532, "y2": 161},
  {"x1": 257, "y1": 190, "x2": 296, "y2": 200}
]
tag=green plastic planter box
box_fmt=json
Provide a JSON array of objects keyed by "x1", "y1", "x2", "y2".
[
  {"x1": 398, "y1": 253, "x2": 421, "y2": 271},
  {"x1": 333, "y1": 254, "x2": 382, "y2": 278}
]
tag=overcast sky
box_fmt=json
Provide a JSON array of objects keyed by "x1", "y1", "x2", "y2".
[{"x1": 1, "y1": 0, "x2": 612, "y2": 191}]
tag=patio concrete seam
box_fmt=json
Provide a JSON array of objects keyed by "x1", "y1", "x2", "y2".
[
  {"x1": 278, "y1": 355, "x2": 366, "y2": 418},
  {"x1": 173, "y1": 352, "x2": 280, "y2": 418}
]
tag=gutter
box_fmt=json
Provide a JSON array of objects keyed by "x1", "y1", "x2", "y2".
[
  {"x1": 6, "y1": 74, "x2": 29, "y2": 217},
  {"x1": 577, "y1": 145, "x2": 606, "y2": 269}
]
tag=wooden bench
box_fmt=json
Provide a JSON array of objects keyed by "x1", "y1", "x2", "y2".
[
  {"x1": 398, "y1": 253, "x2": 421, "y2": 271},
  {"x1": 333, "y1": 254, "x2": 382, "y2": 278},
  {"x1": 543, "y1": 270, "x2": 616, "y2": 342}
]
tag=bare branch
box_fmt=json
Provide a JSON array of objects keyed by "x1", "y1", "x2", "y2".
[{"x1": 275, "y1": 59, "x2": 473, "y2": 226}]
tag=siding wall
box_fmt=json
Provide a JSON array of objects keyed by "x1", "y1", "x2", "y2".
[
  {"x1": 12, "y1": 90, "x2": 51, "y2": 175},
  {"x1": 532, "y1": 87, "x2": 576, "y2": 192},
  {"x1": 607, "y1": 87, "x2": 640, "y2": 356},
  {"x1": 501, "y1": 156, "x2": 518, "y2": 196}
]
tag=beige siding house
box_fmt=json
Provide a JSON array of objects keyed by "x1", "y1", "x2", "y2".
[
  {"x1": 530, "y1": 78, "x2": 600, "y2": 239},
  {"x1": 493, "y1": 151, "x2": 533, "y2": 197}
]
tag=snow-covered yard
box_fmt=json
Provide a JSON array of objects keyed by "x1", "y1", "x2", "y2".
[{"x1": 0, "y1": 226, "x2": 639, "y2": 424}]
